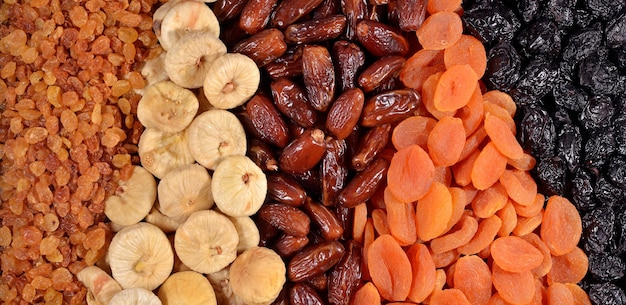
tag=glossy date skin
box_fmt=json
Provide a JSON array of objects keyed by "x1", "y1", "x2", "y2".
[
  {"x1": 326, "y1": 88, "x2": 365, "y2": 140},
  {"x1": 302, "y1": 45, "x2": 336, "y2": 112},
  {"x1": 270, "y1": 78, "x2": 318, "y2": 128},
  {"x1": 361, "y1": 89, "x2": 421, "y2": 126},
  {"x1": 328, "y1": 240, "x2": 362, "y2": 305},
  {"x1": 285, "y1": 15, "x2": 347, "y2": 44},
  {"x1": 232, "y1": 28, "x2": 287, "y2": 67},
  {"x1": 303, "y1": 197, "x2": 344, "y2": 240},
  {"x1": 267, "y1": 172, "x2": 308, "y2": 207},
  {"x1": 288, "y1": 240, "x2": 345, "y2": 282},
  {"x1": 279, "y1": 129, "x2": 326, "y2": 174},
  {"x1": 258, "y1": 202, "x2": 311, "y2": 237},
  {"x1": 352, "y1": 124, "x2": 392, "y2": 171},
  {"x1": 320, "y1": 138, "x2": 349, "y2": 207},
  {"x1": 246, "y1": 94, "x2": 290, "y2": 148},
  {"x1": 338, "y1": 158, "x2": 389, "y2": 208}
]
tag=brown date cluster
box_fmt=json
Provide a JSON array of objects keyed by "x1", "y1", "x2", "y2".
[{"x1": 213, "y1": 0, "x2": 427, "y2": 303}]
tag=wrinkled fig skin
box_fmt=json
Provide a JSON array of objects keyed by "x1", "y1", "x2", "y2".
[{"x1": 288, "y1": 240, "x2": 346, "y2": 282}]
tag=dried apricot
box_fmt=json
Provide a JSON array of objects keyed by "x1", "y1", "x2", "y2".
[
  {"x1": 453, "y1": 255, "x2": 492, "y2": 305},
  {"x1": 352, "y1": 282, "x2": 381, "y2": 305},
  {"x1": 384, "y1": 188, "x2": 417, "y2": 246},
  {"x1": 427, "y1": 117, "x2": 466, "y2": 166},
  {"x1": 444, "y1": 35, "x2": 487, "y2": 78},
  {"x1": 547, "y1": 247, "x2": 589, "y2": 285},
  {"x1": 546, "y1": 283, "x2": 574, "y2": 305},
  {"x1": 540, "y1": 196, "x2": 582, "y2": 256},
  {"x1": 433, "y1": 65, "x2": 479, "y2": 112},
  {"x1": 490, "y1": 236, "x2": 544, "y2": 273},
  {"x1": 484, "y1": 113, "x2": 524, "y2": 160},
  {"x1": 430, "y1": 288, "x2": 472, "y2": 305},
  {"x1": 415, "y1": 182, "x2": 453, "y2": 241},
  {"x1": 400, "y1": 49, "x2": 446, "y2": 92},
  {"x1": 458, "y1": 215, "x2": 502, "y2": 255},
  {"x1": 491, "y1": 264, "x2": 535, "y2": 305},
  {"x1": 455, "y1": 85, "x2": 484, "y2": 136},
  {"x1": 367, "y1": 234, "x2": 412, "y2": 301},
  {"x1": 499, "y1": 169, "x2": 537, "y2": 206},
  {"x1": 387, "y1": 145, "x2": 435, "y2": 203},
  {"x1": 471, "y1": 182, "x2": 508, "y2": 219},
  {"x1": 392, "y1": 116, "x2": 436, "y2": 151},
  {"x1": 471, "y1": 142, "x2": 508, "y2": 190},
  {"x1": 430, "y1": 215, "x2": 478, "y2": 254},
  {"x1": 406, "y1": 243, "x2": 436, "y2": 303},
  {"x1": 415, "y1": 12, "x2": 463, "y2": 50}
]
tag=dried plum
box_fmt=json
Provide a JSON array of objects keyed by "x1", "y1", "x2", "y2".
[
  {"x1": 583, "y1": 128, "x2": 615, "y2": 170},
  {"x1": 542, "y1": 0, "x2": 575, "y2": 28},
  {"x1": 510, "y1": 57, "x2": 559, "y2": 106},
  {"x1": 578, "y1": 52, "x2": 623, "y2": 95},
  {"x1": 588, "y1": 283, "x2": 626, "y2": 305},
  {"x1": 606, "y1": 12, "x2": 626, "y2": 49},
  {"x1": 534, "y1": 155, "x2": 566, "y2": 196},
  {"x1": 593, "y1": 176, "x2": 624, "y2": 207},
  {"x1": 463, "y1": 1, "x2": 521, "y2": 44},
  {"x1": 552, "y1": 80, "x2": 588, "y2": 112},
  {"x1": 607, "y1": 155, "x2": 626, "y2": 189},
  {"x1": 562, "y1": 23, "x2": 603, "y2": 63},
  {"x1": 582, "y1": 206, "x2": 615, "y2": 253},
  {"x1": 569, "y1": 168, "x2": 595, "y2": 211},
  {"x1": 515, "y1": 20, "x2": 561, "y2": 58},
  {"x1": 583, "y1": 0, "x2": 625, "y2": 20},
  {"x1": 578, "y1": 95, "x2": 615, "y2": 131},
  {"x1": 556, "y1": 123, "x2": 582, "y2": 172},
  {"x1": 515, "y1": 0, "x2": 541, "y2": 23},
  {"x1": 484, "y1": 41, "x2": 521, "y2": 91},
  {"x1": 588, "y1": 252, "x2": 625, "y2": 281},
  {"x1": 519, "y1": 106, "x2": 556, "y2": 158}
]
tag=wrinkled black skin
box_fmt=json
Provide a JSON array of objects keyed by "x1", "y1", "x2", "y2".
[{"x1": 463, "y1": 0, "x2": 626, "y2": 301}]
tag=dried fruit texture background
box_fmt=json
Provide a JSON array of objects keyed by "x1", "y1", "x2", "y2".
[
  {"x1": 463, "y1": 0, "x2": 626, "y2": 302},
  {"x1": 0, "y1": 0, "x2": 162, "y2": 302}
]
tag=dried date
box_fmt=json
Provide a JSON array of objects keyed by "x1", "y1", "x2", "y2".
[
  {"x1": 239, "y1": 0, "x2": 278, "y2": 35},
  {"x1": 232, "y1": 28, "x2": 288, "y2": 67},
  {"x1": 258, "y1": 203, "x2": 311, "y2": 237},
  {"x1": 303, "y1": 197, "x2": 344, "y2": 240},
  {"x1": 272, "y1": 0, "x2": 325, "y2": 28},
  {"x1": 246, "y1": 138, "x2": 279, "y2": 171},
  {"x1": 332, "y1": 40, "x2": 366, "y2": 92},
  {"x1": 213, "y1": 0, "x2": 247, "y2": 21},
  {"x1": 320, "y1": 138, "x2": 349, "y2": 207},
  {"x1": 326, "y1": 88, "x2": 365, "y2": 140},
  {"x1": 284, "y1": 15, "x2": 347, "y2": 44},
  {"x1": 265, "y1": 46, "x2": 304, "y2": 80},
  {"x1": 328, "y1": 240, "x2": 362, "y2": 305},
  {"x1": 356, "y1": 20, "x2": 409, "y2": 57},
  {"x1": 288, "y1": 240, "x2": 346, "y2": 282},
  {"x1": 341, "y1": 0, "x2": 368, "y2": 40},
  {"x1": 338, "y1": 158, "x2": 389, "y2": 207},
  {"x1": 270, "y1": 77, "x2": 318, "y2": 128},
  {"x1": 290, "y1": 283, "x2": 325, "y2": 305},
  {"x1": 361, "y1": 89, "x2": 421, "y2": 127},
  {"x1": 313, "y1": 0, "x2": 341, "y2": 19},
  {"x1": 246, "y1": 94, "x2": 290, "y2": 148},
  {"x1": 358, "y1": 55, "x2": 406, "y2": 92},
  {"x1": 394, "y1": 0, "x2": 428, "y2": 31},
  {"x1": 279, "y1": 129, "x2": 327, "y2": 174},
  {"x1": 352, "y1": 124, "x2": 391, "y2": 171},
  {"x1": 274, "y1": 233, "x2": 310, "y2": 257},
  {"x1": 267, "y1": 172, "x2": 307, "y2": 207},
  {"x1": 302, "y1": 45, "x2": 336, "y2": 112}
]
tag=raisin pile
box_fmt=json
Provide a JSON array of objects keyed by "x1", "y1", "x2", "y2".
[{"x1": 463, "y1": 0, "x2": 626, "y2": 303}]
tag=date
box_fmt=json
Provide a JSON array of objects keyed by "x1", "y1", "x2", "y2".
[
  {"x1": 328, "y1": 240, "x2": 362, "y2": 305},
  {"x1": 267, "y1": 172, "x2": 307, "y2": 207},
  {"x1": 284, "y1": 15, "x2": 347, "y2": 44},
  {"x1": 352, "y1": 124, "x2": 391, "y2": 171},
  {"x1": 332, "y1": 40, "x2": 365, "y2": 92},
  {"x1": 272, "y1": 0, "x2": 325, "y2": 28},
  {"x1": 326, "y1": 88, "x2": 364, "y2": 140},
  {"x1": 288, "y1": 240, "x2": 345, "y2": 282},
  {"x1": 213, "y1": 0, "x2": 247, "y2": 21},
  {"x1": 239, "y1": 0, "x2": 278, "y2": 35},
  {"x1": 303, "y1": 197, "x2": 344, "y2": 240},
  {"x1": 270, "y1": 77, "x2": 318, "y2": 128},
  {"x1": 246, "y1": 94, "x2": 290, "y2": 148},
  {"x1": 274, "y1": 233, "x2": 310, "y2": 257},
  {"x1": 279, "y1": 129, "x2": 326, "y2": 174},
  {"x1": 395, "y1": 0, "x2": 428, "y2": 31},
  {"x1": 303, "y1": 45, "x2": 336, "y2": 112},
  {"x1": 320, "y1": 138, "x2": 349, "y2": 207},
  {"x1": 258, "y1": 203, "x2": 311, "y2": 237},
  {"x1": 290, "y1": 283, "x2": 325, "y2": 305},
  {"x1": 338, "y1": 158, "x2": 389, "y2": 207},
  {"x1": 361, "y1": 89, "x2": 421, "y2": 127},
  {"x1": 356, "y1": 20, "x2": 409, "y2": 57},
  {"x1": 232, "y1": 28, "x2": 287, "y2": 67},
  {"x1": 358, "y1": 55, "x2": 406, "y2": 93},
  {"x1": 265, "y1": 46, "x2": 304, "y2": 80},
  {"x1": 340, "y1": 0, "x2": 368, "y2": 40},
  {"x1": 246, "y1": 138, "x2": 279, "y2": 171}
]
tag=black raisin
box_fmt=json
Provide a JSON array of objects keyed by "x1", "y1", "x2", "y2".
[
  {"x1": 579, "y1": 52, "x2": 623, "y2": 95},
  {"x1": 541, "y1": 0, "x2": 575, "y2": 28},
  {"x1": 593, "y1": 176, "x2": 624, "y2": 207},
  {"x1": 515, "y1": 0, "x2": 541, "y2": 23},
  {"x1": 583, "y1": 0, "x2": 625, "y2": 21}
]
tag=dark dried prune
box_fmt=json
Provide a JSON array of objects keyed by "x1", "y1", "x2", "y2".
[
  {"x1": 463, "y1": 1, "x2": 521, "y2": 44},
  {"x1": 569, "y1": 168, "x2": 595, "y2": 211},
  {"x1": 562, "y1": 23, "x2": 603, "y2": 63},
  {"x1": 556, "y1": 123, "x2": 582, "y2": 172},
  {"x1": 519, "y1": 106, "x2": 556, "y2": 158},
  {"x1": 606, "y1": 12, "x2": 626, "y2": 48},
  {"x1": 484, "y1": 41, "x2": 522, "y2": 91},
  {"x1": 515, "y1": 0, "x2": 541, "y2": 23},
  {"x1": 583, "y1": 0, "x2": 625, "y2": 20},
  {"x1": 579, "y1": 52, "x2": 623, "y2": 95},
  {"x1": 588, "y1": 252, "x2": 625, "y2": 281},
  {"x1": 607, "y1": 155, "x2": 626, "y2": 189},
  {"x1": 578, "y1": 95, "x2": 615, "y2": 131},
  {"x1": 582, "y1": 205, "x2": 615, "y2": 253},
  {"x1": 588, "y1": 283, "x2": 626, "y2": 305},
  {"x1": 593, "y1": 176, "x2": 624, "y2": 207},
  {"x1": 534, "y1": 155, "x2": 566, "y2": 196},
  {"x1": 510, "y1": 57, "x2": 559, "y2": 106},
  {"x1": 583, "y1": 128, "x2": 615, "y2": 170},
  {"x1": 541, "y1": 0, "x2": 575, "y2": 28},
  {"x1": 613, "y1": 113, "x2": 626, "y2": 155},
  {"x1": 515, "y1": 20, "x2": 561, "y2": 58},
  {"x1": 552, "y1": 80, "x2": 588, "y2": 112}
]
